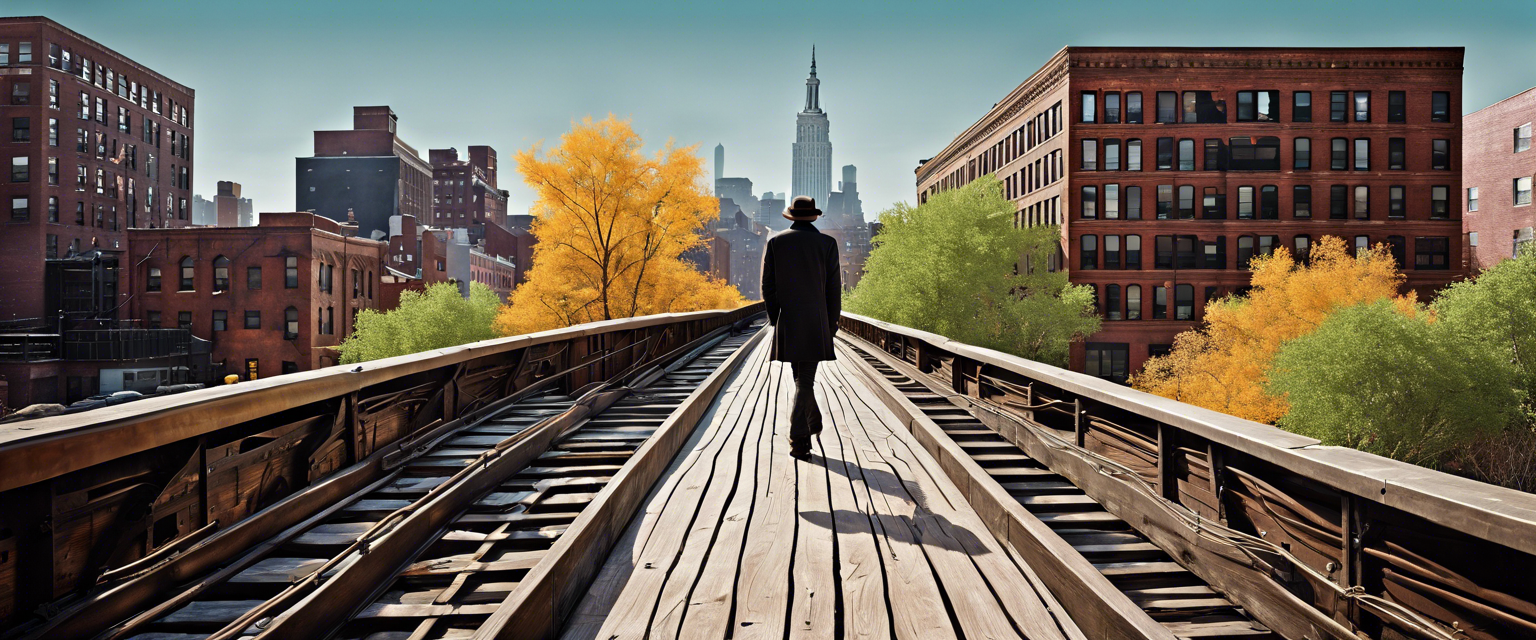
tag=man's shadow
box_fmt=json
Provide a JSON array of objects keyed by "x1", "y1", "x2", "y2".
[{"x1": 794, "y1": 453, "x2": 992, "y2": 557}]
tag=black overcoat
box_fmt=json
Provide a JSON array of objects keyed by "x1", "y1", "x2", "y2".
[{"x1": 761, "y1": 220, "x2": 842, "y2": 362}]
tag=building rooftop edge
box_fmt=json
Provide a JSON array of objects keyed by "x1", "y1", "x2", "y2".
[{"x1": 0, "y1": 16, "x2": 196, "y2": 96}]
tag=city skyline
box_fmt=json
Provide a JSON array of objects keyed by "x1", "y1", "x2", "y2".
[{"x1": 4, "y1": 1, "x2": 1536, "y2": 221}]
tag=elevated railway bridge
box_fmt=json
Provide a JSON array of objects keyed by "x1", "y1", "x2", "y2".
[{"x1": 0, "y1": 304, "x2": 1530, "y2": 639}]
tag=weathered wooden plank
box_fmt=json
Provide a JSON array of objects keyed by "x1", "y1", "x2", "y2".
[
  {"x1": 811, "y1": 376, "x2": 892, "y2": 640},
  {"x1": 731, "y1": 360, "x2": 801, "y2": 640},
  {"x1": 787, "y1": 377, "x2": 836, "y2": 640}
]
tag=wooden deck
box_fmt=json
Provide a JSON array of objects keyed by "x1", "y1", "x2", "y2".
[{"x1": 561, "y1": 334, "x2": 1084, "y2": 640}]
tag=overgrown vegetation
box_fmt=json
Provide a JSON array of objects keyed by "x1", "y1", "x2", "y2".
[
  {"x1": 844, "y1": 175, "x2": 1100, "y2": 368},
  {"x1": 338, "y1": 282, "x2": 503, "y2": 364}
]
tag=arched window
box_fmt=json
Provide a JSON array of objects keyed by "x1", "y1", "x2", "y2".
[
  {"x1": 213, "y1": 255, "x2": 230, "y2": 292},
  {"x1": 178, "y1": 256, "x2": 194, "y2": 291},
  {"x1": 1126, "y1": 285, "x2": 1142, "y2": 320},
  {"x1": 284, "y1": 306, "x2": 298, "y2": 340},
  {"x1": 147, "y1": 267, "x2": 162, "y2": 291}
]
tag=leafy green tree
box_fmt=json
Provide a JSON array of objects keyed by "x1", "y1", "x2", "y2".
[
  {"x1": 1265, "y1": 300, "x2": 1519, "y2": 466},
  {"x1": 338, "y1": 282, "x2": 504, "y2": 364},
  {"x1": 1434, "y1": 247, "x2": 1536, "y2": 405},
  {"x1": 844, "y1": 175, "x2": 1099, "y2": 366}
]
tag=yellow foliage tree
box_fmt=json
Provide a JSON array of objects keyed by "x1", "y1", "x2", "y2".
[
  {"x1": 1130, "y1": 236, "x2": 1412, "y2": 423},
  {"x1": 495, "y1": 116, "x2": 745, "y2": 335}
]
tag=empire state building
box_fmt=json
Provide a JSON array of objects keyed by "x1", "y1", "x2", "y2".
[{"x1": 792, "y1": 47, "x2": 832, "y2": 207}]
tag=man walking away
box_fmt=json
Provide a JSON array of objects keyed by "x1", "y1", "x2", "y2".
[{"x1": 760, "y1": 196, "x2": 842, "y2": 460}]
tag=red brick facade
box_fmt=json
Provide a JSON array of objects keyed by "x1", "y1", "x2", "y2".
[
  {"x1": 0, "y1": 16, "x2": 195, "y2": 321},
  {"x1": 918, "y1": 47, "x2": 1466, "y2": 382},
  {"x1": 430, "y1": 145, "x2": 508, "y2": 245},
  {"x1": 127, "y1": 213, "x2": 386, "y2": 379},
  {"x1": 1463, "y1": 86, "x2": 1536, "y2": 269}
]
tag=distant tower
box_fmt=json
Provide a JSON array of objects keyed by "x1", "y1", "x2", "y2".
[
  {"x1": 792, "y1": 46, "x2": 832, "y2": 208},
  {"x1": 714, "y1": 143, "x2": 725, "y2": 195}
]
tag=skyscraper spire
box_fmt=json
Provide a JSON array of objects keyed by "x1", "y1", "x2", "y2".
[{"x1": 804, "y1": 45, "x2": 821, "y2": 113}]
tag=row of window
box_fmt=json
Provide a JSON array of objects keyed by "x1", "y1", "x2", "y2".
[
  {"x1": 1077, "y1": 183, "x2": 1452, "y2": 221},
  {"x1": 10, "y1": 191, "x2": 186, "y2": 227},
  {"x1": 1078, "y1": 136, "x2": 1451, "y2": 173},
  {"x1": 1017, "y1": 196, "x2": 1063, "y2": 230},
  {"x1": 1465, "y1": 179, "x2": 1534, "y2": 210},
  {"x1": 1076, "y1": 233, "x2": 1449, "y2": 271},
  {"x1": 145, "y1": 256, "x2": 378, "y2": 300},
  {"x1": 1080, "y1": 90, "x2": 1452, "y2": 125},
  {"x1": 18, "y1": 40, "x2": 193, "y2": 127},
  {"x1": 1002, "y1": 150, "x2": 1063, "y2": 200},
  {"x1": 928, "y1": 100, "x2": 1065, "y2": 199},
  {"x1": 148, "y1": 306, "x2": 324, "y2": 340}
]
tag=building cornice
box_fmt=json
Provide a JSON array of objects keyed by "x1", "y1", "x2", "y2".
[{"x1": 917, "y1": 47, "x2": 1070, "y2": 184}]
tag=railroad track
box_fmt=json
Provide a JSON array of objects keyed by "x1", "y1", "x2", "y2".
[
  {"x1": 37, "y1": 326, "x2": 760, "y2": 640},
  {"x1": 841, "y1": 339, "x2": 1277, "y2": 640}
]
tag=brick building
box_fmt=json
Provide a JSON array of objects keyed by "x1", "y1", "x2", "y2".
[
  {"x1": 127, "y1": 212, "x2": 387, "y2": 380},
  {"x1": 1464, "y1": 86, "x2": 1536, "y2": 269},
  {"x1": 469, "y1": 249, "x2": 517, "y2": 302},
  {"x1": 429, "y1": 146, "x2": 509, "y2": 245},
  {"x1": 295, "y1": 106, "x2": 431, "y2": 241},
  {"x1": 0, "y1": 16, "x2": 195, "y2": 323},
  {"x1": 917, "y1": 47, "x2": 1466, "y2": 382}
]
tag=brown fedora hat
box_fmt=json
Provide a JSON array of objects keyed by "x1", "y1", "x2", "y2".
[{"x1": 783, "y1": 195, "x2": 822, "y2": 221}]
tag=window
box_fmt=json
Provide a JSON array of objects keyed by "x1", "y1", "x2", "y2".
[
  {"x1": 1294, "y1": 185, "x2": 1312, "y2": 218},
  {"x1": 1177, "y1": 235, "x2": 1198, "y2": 268},
  {"x1": 1387, "y1": 235, "x2": 1407, "y2": 267},
  {"x1": 1104, "y1": 235, "x2": 1121, "y2": 268},
  {"x1": 0, "y1": 43, "x2": 6, "y2": 66},
  {"x1": 1085, "y1": 343, "x2": 1129, "y2": 383},
  {"x1": 1081, "y1": 92, "x2": 1096, "y2": 123},
  {"x1": 248, "y1": 266, "x2": 262, "y2": 290},
  {"x1": 1353, "y1": 92, "x2": 1370, "y2": 121},
  {"x1": 1518, "y1": 124, "x2": 1533, "y2": 153},
  {"x1": 1081, "y1": 139, "x2": 1097, "y2": 170},
  {"x1": 1237, "y1": 186, "x2": 1254, "y2": 219},
  {"x1": 1178, "y1": 139, "x2": 1195, "y2": 171},
  {"x1": 1331, "y1": 138, "x2": 1348, "y2": 170},
  {"x1": 10, "y1": 196, "x2": 28, "y2": 222},
  {"x1": 1293, "y1": 137, "x2": 1310, "y2": 169},
  {"x1": 1293, "y1": 91, "x2": 1312, "y2": 122},
  {"x1": 1182, "y1": 91, "x2": 1223, "y2": 123},
  {"x1": 1080, "y1": 185, "x2": 1097, "y2": 219},
  {"x1": 48, "y1": 118, "x2": 57, "y2": 146},
  {"x1": 284, "y1": 307, "x2": 299, "y2": 339},
  {"x1": 1238, "y1": 236, "x2": 1255, "y2": 269},
  {"x1": 1432, "y1": 139, "x2": 1450, "y2": 170},
  {"x1": 1178, "y1": 185, "x2": 1195, "y2": 219},
  {"x1": 1155, "y1": 235, "x2": 1175, "y2": 269},
  {"x1": 11, "y1": 117, "x2": 28, "y2": 142},
  {"x1": 1431, "y1": 92, "x2": 1450, "y2": 122},
  {"x1": 1203, "y1": 139, "x2": 1222, "y2": 170},
  {"x1": 1294, "y1": 235, "x2": 1312, "y2": 264},
  {"x1": 243, "y1": 310, "x2": 261, "y2": 330},
  {"x1": 1202, "y1": 186, "x2": 1226, "y2": 219},
  {"x1": 1414, "y1": 237, "x2": 1449, "y2": 270},
  {"x1": 1330, "y1": 185, "x2": 1348, "y2": 219},
  {"x1": 1431, "y1": 186, "x2": 1450, "y2": 218},
  {"x1": 1080, "y1": 235, "x2": 1097, "y2": 269},
  {"x1": 1125, "y1": 186, "x2": 1142, "y2": 219},
  {"x1": 1175, "y1": 284, "x2": 1195, "y2": 321},
  {"x1": 1228, "y1": 137, "x2": 1280, "y2": 171},
  {"x1": 178, "y1": 311, "x2": 192, "y2": 330},
  {"x1": 1468, "y1": 186, "x2": 1479, "y2": 212},
  {"x1": 1519, "y1": 178, "x2": 1534, "y2": 207},
  {"x1": 1201, "y1": 237, "x2": 1226, "y2": 269},
  {"x1": 1156, "y1": 138, "x2": 1173, "y2": 170},
  {"x1": 147, "y1": 267, "x2": 162, "y2": 291},
  {"x1": 179, "y1": 256, "x2": 195, "y2": 291},
  {"x1": 1355, "y1": 185, "x2": 1370, "y2": 219},
  {"x1": 1126, "y1": 92, "x2": 1143, "y2": 124},
  {"x1": 1126, "y1": 139, "x2": 1142, "y2": 171},
  {"x1": 1236, "y1": 90, "x2": 1278, "y2": 122},
  {"x1": 1387, "y1": 91, "x2": 1406, "y2": 123},
  {"x1": 213, "y1": 256, "x2": 230, "y2": 292},
  {"x1": 213, "y1": 310, "x2": 228, "y2": 332},
  {"x1": 1388, "y1": 138, "x2": 1406, "y2": 170},
  {"x1": 1156, "y1": 185, "x2": 1173, "y2": 219},
  {"x1": 1105, "y1": 285, "x2": 1122, "y2": 320},
  {"x1": 1156, "y1": 92, "x2": 1178, "y2": 123},
  {"x1": 1104, "y1": 184, "x2": 1120, "y2": 219},
  {"x1": 46, "y1": 157, "x2": 56, "y2": 185},
  {"x1": 1104, "y1": 92, "x2": 1120, "y2": 124},
  {"x1": 1354, "y1": 139, "x2": 1370, "y2": 170},
  {"x1": 11, "y1": 156, "x2": 28, "y2": 182},
  {"x1": 47, "y1": 196, "x2": 57, "y2": 222},
  {"x1": 1354, "y1": 235, "x2": 1370, "y2": 256},
  {"x1": 1126, "y1": 235, "x2": 1141, "y2": 269},
  {"x1": 1390, "y1": 186, "x2": 1406, "y2": 219},
  {"x1": 1330, "y1": 91, "x2": 1348, "y2": 122},
  {"x1": 1104, "y1": 139, "x2": 1120, "y2": 171},
  {"x1": 1126, "y1": 285, "x2": 1142, "y2": 320},
  {"x1": 285, "y1": 256, "x2": 299, "y2": 288},
  {"x1": 1259, "y1": 185, "x2": 1278, "y2": 220},
  {"x1": 10, "y1": 82, "x2": 29, "y2": 106},
  {"x1": 246, "y1": 359, "x2": 260, "y2": 381},
  {"x1": 1153, "y1": 286, "x2": 1168, "y2": 319}
]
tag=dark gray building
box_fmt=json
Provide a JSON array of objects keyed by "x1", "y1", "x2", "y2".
[{"x1": 295, "y1": 106, "x2": 432, "y2": 241}]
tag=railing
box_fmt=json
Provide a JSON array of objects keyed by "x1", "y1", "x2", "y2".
[
  {"x1": 0, "y1": 303, "x2": 764, "y2": 630},
  {"x1": 840, "y1": 311, "x2": 1536, "y2": 640}
]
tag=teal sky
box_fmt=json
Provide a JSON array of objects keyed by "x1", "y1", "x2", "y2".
[{"x1": 8, "y1": 0, "x2": 1536, "y2": 221}]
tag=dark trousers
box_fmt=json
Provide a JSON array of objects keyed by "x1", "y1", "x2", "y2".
[{"x1": 790, "y1": 361, "x2": 822, "y2": 450}]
